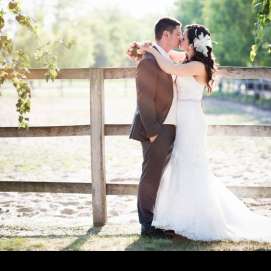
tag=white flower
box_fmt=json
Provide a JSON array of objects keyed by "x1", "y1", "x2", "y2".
[{"x1": 193, "y1": 33, "x2": 212, "y2": 57}]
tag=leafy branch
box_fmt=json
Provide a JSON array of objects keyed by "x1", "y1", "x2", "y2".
[
  {"x1": 0, "y1": 0, "x2": 73, "y2": 128},
  {"x1": 250, "y1": 0, "x2": 271, "y2": 62}
]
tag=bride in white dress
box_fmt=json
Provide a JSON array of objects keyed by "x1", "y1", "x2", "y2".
[{"x1": 138, "y1": 24, "x2": 271, "y2": 242}]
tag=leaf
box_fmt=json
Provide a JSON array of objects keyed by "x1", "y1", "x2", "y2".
[
  {"x1": 252, "y1": 0, "x2": 271, "y2": 59},
  {"x1": 250, "y1": 44, "x2": 258, "y2": 62},
  {"x1": 15, "y1": 14, "x2": 37, "y2": 33},
  {"x1": 0, "y1": 12, "x2": 5, "y2": 30},
  {"x1": 0, "y1": 1, "x2": 67, "y2": 128},
  {"x1": 64, "y1": 39, "x2": 76, "y2": 49},
  {"x1": 8, "y1": 0, "x2": 21, "y2": 14}
]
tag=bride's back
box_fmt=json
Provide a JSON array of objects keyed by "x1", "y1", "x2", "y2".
[{"x1": 176, "y1": 76, "x2": 205, "y2": 101}]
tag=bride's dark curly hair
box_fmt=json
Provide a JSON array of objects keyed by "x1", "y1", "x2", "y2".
[{"x1": 184, "y1": 24, "x2": 218, "y2": 94}]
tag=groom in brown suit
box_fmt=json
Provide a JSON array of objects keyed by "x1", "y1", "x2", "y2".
[{"x1": 129, "y1": 18, "x2": 182, "y2": 237}]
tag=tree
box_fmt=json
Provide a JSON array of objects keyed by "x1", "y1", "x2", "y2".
[
  {"x1": 15, "y1": 2, "x2": 154, "y2": 69},
  {"x1": 0, "y1": 0, "x2": 70, "y2": 128},
  {"x1": 174, "y1": 0, "x2": 271, "y2": 66},
  {"x1": 203, "y1": 0, "x2": 257, "y2": 66},
  {"x1": 250, "y1": 0, "x2": 271, "y2": 63},
  {"x1": 174, "y1": 0, "x2": 205, "y2": 26},
  {"x1": 88, "y1": 6, "x2": 154, "y2": 68}
]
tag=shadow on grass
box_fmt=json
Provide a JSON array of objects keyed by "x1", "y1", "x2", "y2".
[
  {"x1": 125, "y1": 235, "x2": 224, "y2": 251},
  {"x1": 63, "y1": 227, "x2": 102, "y2": 251},
  {"x1": 2, "y1": 232, "x2": 271, "y2": 251},
  {"x1": 63, "y1": 228, "x2": 268, "y2": 251}
]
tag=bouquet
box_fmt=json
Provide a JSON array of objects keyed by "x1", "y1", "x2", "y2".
[{"x1": 127, "y1": 41, "x2": 144, "y2": 62}]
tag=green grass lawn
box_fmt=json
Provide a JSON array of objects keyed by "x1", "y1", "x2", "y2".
[{"x1": 1, "y1": 225, "x2": 271, "y2": 251}]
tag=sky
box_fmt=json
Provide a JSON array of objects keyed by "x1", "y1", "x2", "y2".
[
  {"x1": 19, "y1": 0, "x2": 177, "y2": 18},
  {"x1": 86, "y1": 0, "x2": 176, "y2": 17},
  {"x1": 0, "y1": 0, "x2": 177, "y2": 35}
]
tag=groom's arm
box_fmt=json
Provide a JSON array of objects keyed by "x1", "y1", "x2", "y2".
[{"x1": 136, "y1": 58, "x2": 161, "y2": 138}]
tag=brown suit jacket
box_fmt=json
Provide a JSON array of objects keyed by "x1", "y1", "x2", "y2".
[{"x1": 129, "y1": 49, "x2": 174, "y2": 142}]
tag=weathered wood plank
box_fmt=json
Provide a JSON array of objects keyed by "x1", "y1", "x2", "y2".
[
  {"x1": 0, "y1": 181, "x2": 92, "y2": 194},
  {"x1": 0, "y1": 126, "x2": 90, "y2": 137},
  {"x1": 0, "y1": 181, "x2": 137, "y2": 195},
  {"x1": 103, "y1": 67, "x2": 136, "y2": 79},
  {"x1": 24, "y1": 68, "x2": 135, "y2": 80},
  {"x1": 207, "y1": 125, "x2": 271, "y2": 137},
  {"x1": 25, "y1": 68, "x2": 91, "y2": 80},
  {"x1": 104, "y1": 124, "x2": 130, "y2": 135},
  {"x1": 90, "y1": 68, "x2": 107, "y2": 226},
  {"x1": 1, "y1": 125, "x2": 271, "y2": 137},
  {"x1": 0, "y1": 181, "x2": 135, "y2": 195},
  {"x1": 0, "y1": 181, "x2": 270, "y2": 198},
  {"x1": 107, "y1": 182, "x2": 138, "y2": 195},
  {"x1": 0, "y1": 125, "x2": 129, "y2": 137},
  {"x1": 218, "y1": 66, "x2": 271, "y2": 80},
  {"x1": 5, "y1": 67, "x2": 271, "y2": 80}
]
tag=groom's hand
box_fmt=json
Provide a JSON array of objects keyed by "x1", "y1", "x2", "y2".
[{"x1": 149, "y1": 134, "x2": 158, "y2": 143}]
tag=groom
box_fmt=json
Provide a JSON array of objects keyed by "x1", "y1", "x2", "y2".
[{"x1": 129, "y1": 17, "x2": 182, "y2": 237}]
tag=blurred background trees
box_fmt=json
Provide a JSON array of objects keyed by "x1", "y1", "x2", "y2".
[
  {"x1": 3, "y1": 0, "x2": 271, "y2": 69},
  {"x1": 175, "y1": 0, "x2": 271, "y2": 66}
]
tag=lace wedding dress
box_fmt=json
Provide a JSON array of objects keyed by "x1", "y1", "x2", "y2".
[{"x1": 152, "y1": 76, "x2": 271, "y2": 242}]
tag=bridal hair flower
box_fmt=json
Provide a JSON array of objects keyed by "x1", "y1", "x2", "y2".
[{"x1": 193, "y1": 32, "x2": 212, "y2": 57}]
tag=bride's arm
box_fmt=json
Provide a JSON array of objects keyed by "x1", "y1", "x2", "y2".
[
  {"x1": 144, "y1": 46, "x2": 205, "y2": 77},
  {"x1": 168, "y1": 50, "x2": 186, "y2": 63}
]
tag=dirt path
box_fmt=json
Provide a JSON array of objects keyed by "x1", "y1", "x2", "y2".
[{"x1": 0, "y1": 94, "x2": 271, "y2": 236}]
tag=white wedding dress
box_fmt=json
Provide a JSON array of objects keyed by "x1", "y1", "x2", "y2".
[{"x1": 152, "y1": 75, "x2": 271, "y2": 242}]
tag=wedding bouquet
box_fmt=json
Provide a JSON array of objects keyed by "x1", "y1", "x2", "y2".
[{"x1": 127, "y1": 41, "x2": 144, "y2": 62}]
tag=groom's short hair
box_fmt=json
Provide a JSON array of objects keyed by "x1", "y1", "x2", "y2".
[{"x1": 155, "y1": 17, "x2": 181, "y2": 41}]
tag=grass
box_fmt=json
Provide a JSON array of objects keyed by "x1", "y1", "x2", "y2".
[
  {"x1": 1, "y1": 235, "x2": 271, "y2": 251},
  {"x1": 1, "y1": 226, "x2": 271, "y2": 251},
  {"x1": 0, "y1": 237, "x2": 46, "y2": 251}
]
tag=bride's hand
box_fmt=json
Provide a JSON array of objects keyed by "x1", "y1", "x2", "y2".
[
  {"x1": 138, "y1": 41, "x2": 153, "y2": 54},
  {"x1": 127, "y1": 41, "x2": 153, "y2": 63}
]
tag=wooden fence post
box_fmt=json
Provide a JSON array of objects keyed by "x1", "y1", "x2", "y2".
[{"x1": 90, "y1": 68, "x2": 107, "y2": 226}]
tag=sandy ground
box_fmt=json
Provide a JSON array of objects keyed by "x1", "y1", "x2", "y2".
[{"x1": 0, "y1": 82, "x2": 271, "y2": 236}]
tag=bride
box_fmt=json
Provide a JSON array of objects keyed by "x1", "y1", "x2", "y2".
[{"x1": 132, "y1": 24, "x2": 271, "y2": 242}]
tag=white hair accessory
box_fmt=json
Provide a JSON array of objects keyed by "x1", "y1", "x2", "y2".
[{"x1": 193, "y1": 32, "x2": 212, "y2": 57}]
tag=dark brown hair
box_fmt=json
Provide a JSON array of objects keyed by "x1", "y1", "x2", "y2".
[
  {"x1": 184, "y1": 24, "x2": 217, "y2": 94},
  {"x1": 155, "y1": 17, "x2": 181, "y2": 41}
]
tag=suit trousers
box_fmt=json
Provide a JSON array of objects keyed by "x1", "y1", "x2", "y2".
[{"x1": 137, "y1": 124, "x2": 176, "y2": 228}]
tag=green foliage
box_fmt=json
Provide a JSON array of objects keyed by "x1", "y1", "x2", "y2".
[
  {"x1": 89, "y1": 7, "x2": 151, "y2": 68},
  {"x1": 203, "y1": 0, "x2": 256, "y2": 66},
  {"x1": 0, "y1": 0, "x2": 35, "y2": 128},
  {"x1": 12, "y1": 1, "x2": 153, "y2": 69},
  {"x1": 250, "y1": 0, "x2": 271, "y2": 62},
  {"x1": 0, "y1": 0, "x2": 72, "y2": 128},
  {"x1": 1, "y1": 0, "x2": 152, "y2": 127},
  {"x1": 174, "y1": 0, "x2": 205, "y2": 26},
  {"x1": 174, "y1": 0, "x2": 271, "y2": 66}
]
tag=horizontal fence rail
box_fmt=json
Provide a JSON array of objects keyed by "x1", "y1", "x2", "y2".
[
  {"x1": 0, "y1": 181, "x2": 271, "y2": 199},
  {"x1": 16, "y1": 66, "x2": 271, "y2": 80},
  {"x1": 1, "y1": 66, "x2": 271, "y2": 226},
  {"x1": 23, "y1": 67, "x2": 136, "y2": 80},
  {"x1": 1, "y1": 125, "x2": 271, "y2": 137}
]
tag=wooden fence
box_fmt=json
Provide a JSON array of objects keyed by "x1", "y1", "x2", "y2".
[{"x1": 0, "y1": 66, "x2": 271, "y2": 227}]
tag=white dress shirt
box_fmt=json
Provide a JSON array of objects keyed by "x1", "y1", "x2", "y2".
[{"x1": 154, "y1": 43, "x2": 177, "y2": 126}]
